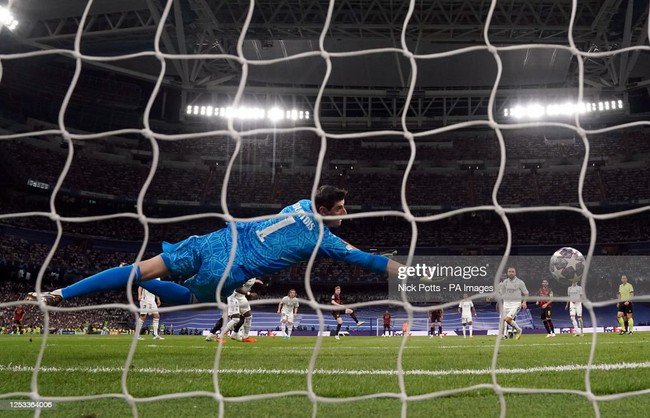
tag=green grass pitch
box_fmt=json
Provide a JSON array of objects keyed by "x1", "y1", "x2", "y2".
[{"x1": 0, "y1": 333, "x2": 648, "y2": 417}]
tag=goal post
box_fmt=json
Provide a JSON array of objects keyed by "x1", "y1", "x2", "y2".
[{"x1": 375, "y1": 317, "x2": 430, "y2": 336}]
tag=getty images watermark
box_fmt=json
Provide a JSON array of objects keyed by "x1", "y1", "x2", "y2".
[
  {"x1": 393, "y1": 261, "x2": 493, "y2": 302},
  {"x1": 389, "y1": 255, "x2": 644, "y2": 303}
]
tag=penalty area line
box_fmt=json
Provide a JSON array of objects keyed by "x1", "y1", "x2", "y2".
[{"x1": 1, "y1": 362, "x2": 650, "y2": 377}]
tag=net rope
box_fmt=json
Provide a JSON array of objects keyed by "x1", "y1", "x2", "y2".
[{"x1": 1, "y1": 0, "x2": 650, "y2": 417}]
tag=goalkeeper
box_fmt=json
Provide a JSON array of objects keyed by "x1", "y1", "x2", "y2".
[{"x1": 27, "y1": 185, "x2": 402, "y2": 306}]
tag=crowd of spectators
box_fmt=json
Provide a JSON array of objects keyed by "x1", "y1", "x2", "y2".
[
  {"x1": 1, "y1": 119, "x2": 649, "y2": 324},
  {"x1": 0, "y1": 281, "x2": 133, "y2": 334},
  {"x1": 1, "y1": 128, "x2": 649, "y2": 210}
]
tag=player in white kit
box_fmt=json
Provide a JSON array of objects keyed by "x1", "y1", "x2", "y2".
[
  {"x1": 277, "y1": 289, "x2": 300, "y2": 339},
  {"x1": 566, "y1": 281, "x2": 584, "y2": 336},
  {"x1": 498, "y1": 267, "x2": 529, "y2": 340},
  {"x1": 138, "y1": 278, "x2": 164, "y2": 340},
  {"x1": 458, "y1": 293, "x2": 477, "y2": 338},
  {"x1": 225, "y1": 278, "x2": 263, "y2": 342}
]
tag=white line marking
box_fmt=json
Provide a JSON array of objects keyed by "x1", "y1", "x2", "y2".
[{"x1": 1, "y1": 362, "x2": 649, "y2": 377}]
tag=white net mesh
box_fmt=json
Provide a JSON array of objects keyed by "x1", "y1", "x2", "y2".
[{"x1": 1, "y1": 0, "x2": 650, "y2": 417}]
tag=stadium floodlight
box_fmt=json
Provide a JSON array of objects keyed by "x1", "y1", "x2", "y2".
[
  {"x1": 268, "y1": 107, "x2": 283, "y2": 121},
  {"x1": 0, "y1": 6, "x2": 19, "y2": 31},
  {"x1": 186, "y1": 105, "x2": 310, "y2": 122},
  {"x1": 504, "y1": 99, "x2": 624, "y2": 119}
]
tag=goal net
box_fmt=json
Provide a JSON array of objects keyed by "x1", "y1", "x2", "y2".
[{"x1": 1, "y1": 0, "x2": 649, "y2": 417}]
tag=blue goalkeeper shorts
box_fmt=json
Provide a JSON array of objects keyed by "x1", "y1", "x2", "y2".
[{"x1": 159, "y1": 230, "x2": 247, "y2": 303}]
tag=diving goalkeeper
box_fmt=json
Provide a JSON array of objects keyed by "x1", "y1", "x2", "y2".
[{"x1": 27, "y1": 186, "x2": 402, "y2": 306}]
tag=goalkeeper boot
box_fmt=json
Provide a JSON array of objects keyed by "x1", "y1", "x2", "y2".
[{"x1": 26, "y1": 291, "x2": 63, "y2": 306}]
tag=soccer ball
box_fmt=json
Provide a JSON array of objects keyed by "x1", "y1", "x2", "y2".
[{"x1": 549, "y1": 247, "x2": 585, "y2": 285}]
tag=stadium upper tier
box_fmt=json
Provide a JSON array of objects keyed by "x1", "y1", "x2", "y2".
[{"x1": 1, "y1": 126, "x2": 649, "y2": 209}]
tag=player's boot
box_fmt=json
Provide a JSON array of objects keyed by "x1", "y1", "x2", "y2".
[
  {"x1": 230, "y1": 333, "x2": 243, "y2": 342},
  {"x1": 137, "y1": 336, "x2": 145, "y2": 341},
  {"x1": 153, "y1": 335, "x2": 165, "y2": 340},
  {"x1": 334, "y1": 335, "x2": 340, "y2": 340},
  {"x1": 242, "y1": 337, "x2": 257, "y2": 343},
  {"x1": 205, "y1": 333, "x2": 217, "y2": 342},
  {"x1": 215, "y1": 337, "x2": 228, "y2": 343},
  {"x1": 25, "y1": 291, "x2": 63, "y2": 306},
  {"x1": 515, "y1": 331, "x2": 522, "y2": 340},
  {"x1": 356, "y1": 321, "x2": 366, "y2": 327}
]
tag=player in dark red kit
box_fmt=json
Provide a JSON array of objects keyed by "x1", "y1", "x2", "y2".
[
  {"x1": 12, "y1": 306, "x2": 25, "y2": 334},
  {"x1": 429, "y1": 308, "x2": 443, "y2": 338},
  {"x1": 536, "y1": 279, "x2": 556, "y2": 338},
  {"x1": 331, "y1": 286, "x2": 365, "y2": 340},
  {"x1": 382, "y1": 310, "x2": 392, "y2": 337}
]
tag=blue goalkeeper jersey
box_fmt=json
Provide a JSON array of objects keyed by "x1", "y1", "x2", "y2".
[
  {"x1": 163, "y1": 199, "x2": 389, "y2": 302},
  {"x1": 236, "y1": 199, "x2": 389, "y2": 277}
]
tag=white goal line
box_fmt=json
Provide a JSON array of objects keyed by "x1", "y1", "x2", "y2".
[{"x1": 2, "y1": 361, "x2": 649, "y2": 377}]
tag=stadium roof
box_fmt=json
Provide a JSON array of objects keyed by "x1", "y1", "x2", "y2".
[{"x1": 2, "y1": 0, "x2": 650, "y2": 125}]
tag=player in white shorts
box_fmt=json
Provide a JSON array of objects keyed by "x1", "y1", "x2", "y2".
[
  {"x1": 498, "y1": 267, "x2": 529, "y2": 340},
  {"x1": 566, "y1": 281, "x2": 584, "y2": 336},
  {"x1": 458, "y1": 293, "x2": 477, "y2": 338},
  {"x1": 223, "y1": 278, "x2": 263, "y2": 342},
  {"x1": 137, "y1": 278, "x2": 164, "y2": 340},
  {"x1": 277, "y1": 289, "x2": 299, "y2": 339}
]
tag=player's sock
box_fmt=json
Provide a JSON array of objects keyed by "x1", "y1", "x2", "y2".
[
  {"x1": 61, "y1": 266, "x2": 141, "y2": 300},
  {"x1": 469, "y1": 324, "x2": 473, "y2": 337},
  {"x1": 624, "y1": 320, "x2": 629, "y2": 332},
  {"x1": 548, "y1": 320, "x2": 555, "y2": 334},
  {"x1": 136, "y1": 317, "x2": 145, "y2": 339},
  {"x1": 233, "y1": 316, "x2": 246, "y2": 333},
  {"x1": 628, "y1": 318, "x2": 634, "y2": 332},
  {"x1": 617, "y1": 316, "x2": 625, "y2": 330},
  {"x1": 336, "y1": 323, "x2": 341, "y2": 335},
  {"x1": 510, "y1": 321, "x2": 521, "y2": 333},
  {"x1": 543, "y1": 320, "x2": 550, "y2": 334},
  {"x1": 280, "y1": 322, "x2": 285, "y2": 336},
  {"x1": 438, "y1": 326, "x2": 442, "y2": 336},
  {"x1": 571, "y1": 316, "x2": 578, "y2": 332},
  {"x1": 152, "y1": 318, "x2": 160, "y2": 337},
  {"x1": 350, "y1": 312, "x2": 359, "y2": 323},
  {"x1": 242, "y1": 316, "x2": 252, "y2": 339},
  {"x1": 139, "y1": 280, "x2": 193, "y2": 305},
  {"x1": 287, "y1": 323, "x2": 293, "y2": 337},
  {"x1": 462, "y1": 325, "x2": 466, "y2": 337},
  {"x1": 210, "y1": 318, "x2": 224, "y2": 335},
  {"x1": 225, "y1": 318, "x2": 239, "y2": 333}
]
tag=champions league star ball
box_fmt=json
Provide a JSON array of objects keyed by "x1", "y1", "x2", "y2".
[{"x1": 549, "y1": 247, "x2": 585, "y2": 285}]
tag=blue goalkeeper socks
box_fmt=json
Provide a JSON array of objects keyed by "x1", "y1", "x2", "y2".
[
  {"x1": 61, "y1": 265, "x2": 141, "y2": 299},
  {"x1": 139, "y1": 280, "x2": 193, "y2": 306},
  {"x1": 60, "y1": 265, "x2": 193, "y2": 305}
]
